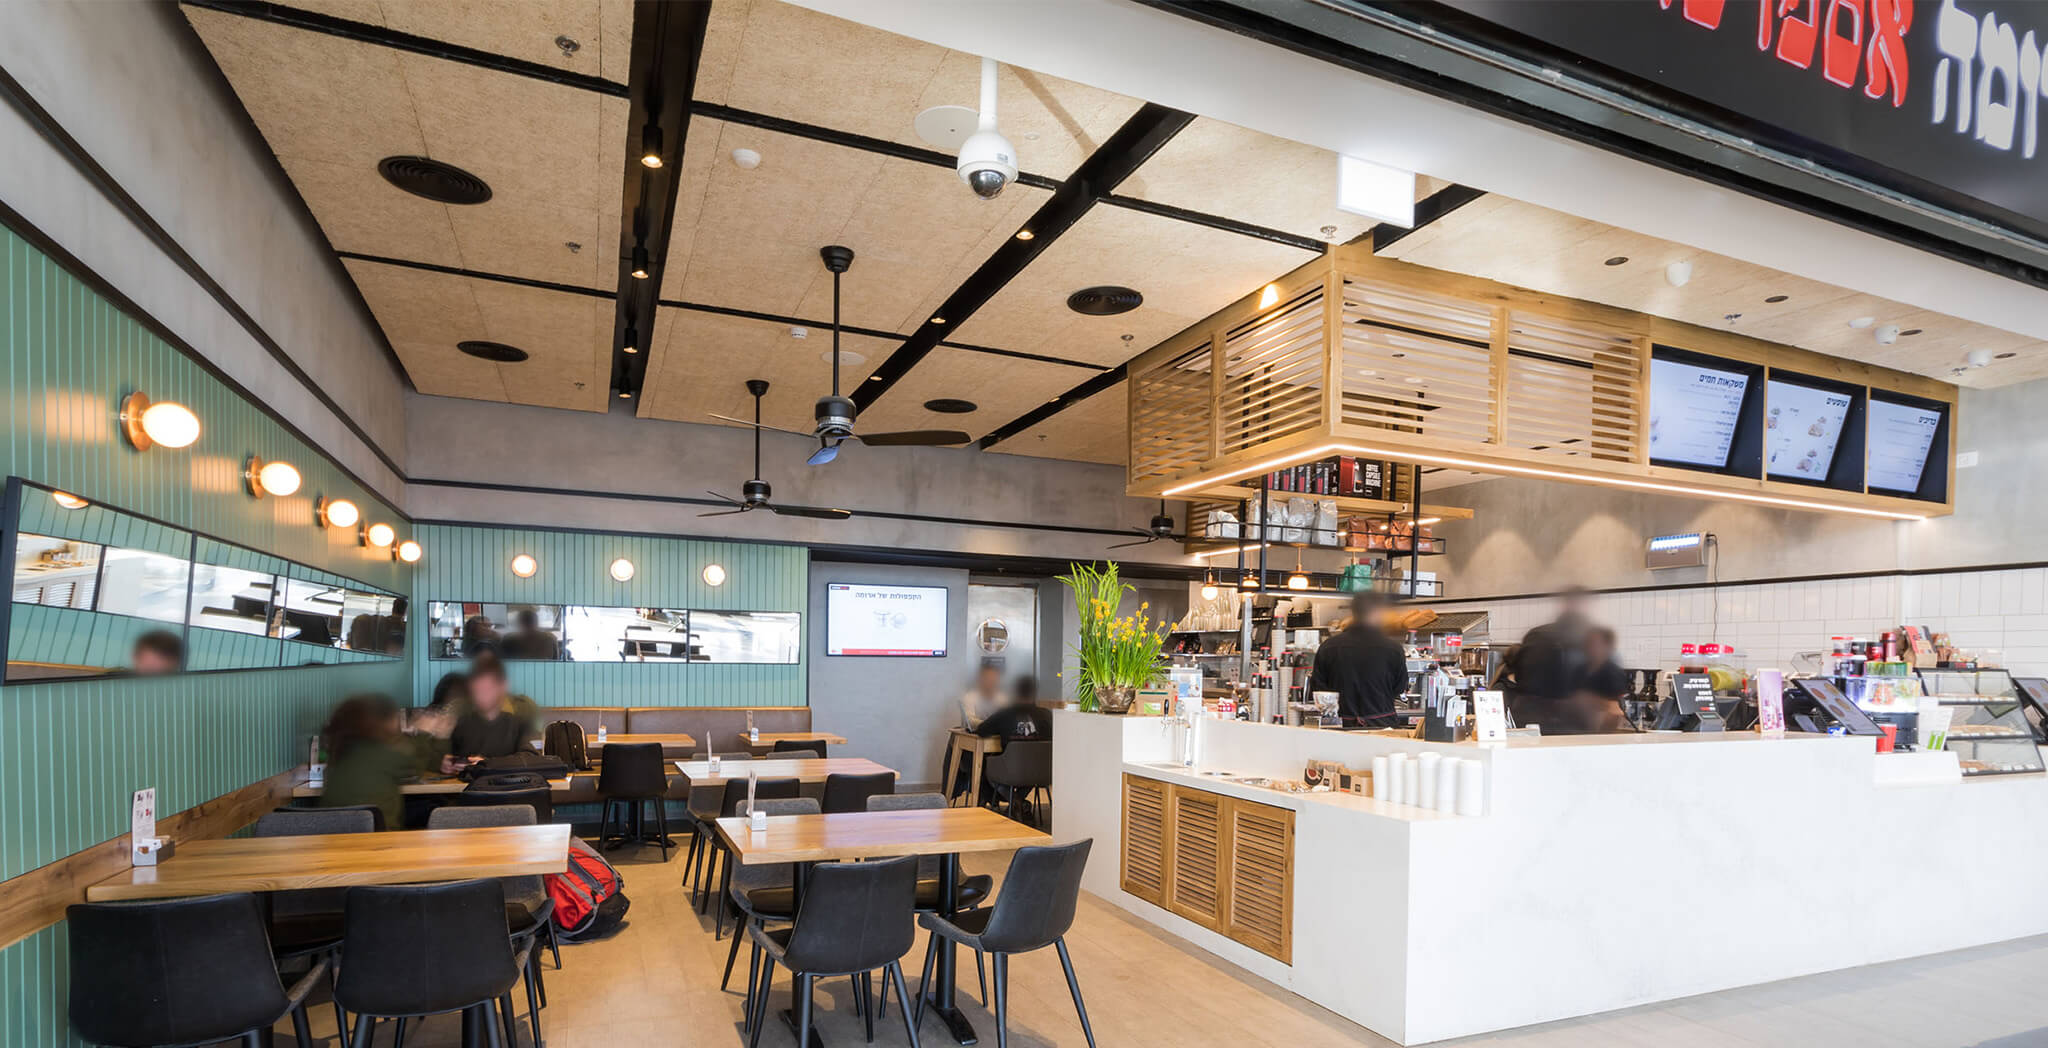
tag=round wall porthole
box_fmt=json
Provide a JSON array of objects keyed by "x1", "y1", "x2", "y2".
[{"x1": 976, "y1": 618, "x2": 1010, "y2": 654}]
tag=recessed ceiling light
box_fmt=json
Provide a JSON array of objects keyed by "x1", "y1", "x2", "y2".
[
  {"x1": 640, "y1": 123, "x2": 663, "y2": 168},
  {"x1": 458, "y1": 340, "x2": 528, "y2": 363},
  {"x1": 377, "y1": 156, "x2": 491, "y2": 205},
  {"x1": 924, "y1": 398, "x2": 977, "y2": 414},
  {"x1": 1848, "y1": 316, "x2": 1876, "y2": 328},
  {"x1": 1604, "y1": 256, "x2": 1628, "y2": 266},
  {"x1": 1068, "y1": 286, "x2": 1143, "y2": 316},
  {"x1": 1765, "y1": 294, "x2": 1789, "y2": 303},
  {"x1": 1996, "y1": 351, "x2": 2018, "y2": 359},
  {"x1": 617, "y1": 390, "x2": 634, "y2": 399},
  {"x1": 1015, "y1": 229, "x2": 1034, "y2": 241},
  {"x1": 631, "y1": 245, "x2": 650, "y2": 280},
  {"x1": 1899, "y1": 328, "x2": 1922, "y2": 337},
  {"x1": 929, "y1": 316, "x2": 946, "y2": 325}
]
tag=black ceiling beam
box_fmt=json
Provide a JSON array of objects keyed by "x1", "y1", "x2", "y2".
[
  {"x1": 610, "y1": 0, "x2": 711, "y2": 400},
  {"x1": 852, "y1": 103, "x2": 1196, "y2": 412},
  {"x1": 696, "y1": 103, "x2": 1060, "y2": 191},
  {"x1": 1097, "y1": 195, "x2": 1328, "y2": 252},
  {"x1": 977, "y1": 365, "x2": 1128, "y2": 451},
  {"x1": 335, "y1": 251, "x2": 616, "y2": 301},
  {"x1": 180, "y1": 0, "x2": 629, "y2": 96},
  {"x1": 1372, "y1": 182, "x2": 1485, "y2": 253}
]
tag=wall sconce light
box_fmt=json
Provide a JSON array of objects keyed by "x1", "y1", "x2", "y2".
[
  {"x1": 610, "y1": 557, "x2": 636, "y2": 582},
  {"x1": 701, "y1": 563, "x2": 726, "y2": 586},
  {"x1": 318, "y1": 497, "x2": 360, "y2": 529},
  {"x1": 511, "y1": 554, "x2": 538, "y2": 579},
  {"x1": 363, "y1": 522, "x2": 396, "y2": 549},
  {"x1": 50, "y1": 491, "x2": 89, "y2": 510},
  {"x1": 119, "y1": 393, "x2": 200, "y2": 450},
  {"x1": 245, "y1": 457, "x2": 303, "y2": 498},
  {"x1": 396, "y1": 540, "x2": 422, "y2": 564}
]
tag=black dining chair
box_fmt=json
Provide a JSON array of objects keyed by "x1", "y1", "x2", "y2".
[
  {"x1": 457, "y1": 779, "x2": 555, "y2": 824},
  {"x1": 292, "y1": 801, "x2": 386, "y2": 832},
  {"x1": 334, "y1": 878, "x2": 531, "y2": 1048},
  {"x1": 821, "y1": 770, "x2": 896, "y2": 814},
  {"x1": 68, "y1": 892, "x2": 326, "y2": 1048},
  {"x1": 712, "y1": 778, "x2": 802, "y2": 935},
  {"x1": 746, "y1": 855, "x2": 923, "y2": 1048},
  {"x1": 915, "y1": 839, "x2": 1097, "y2": 1048},
  {"x1": 253, "y1": 808, "x2": 375, "y2": 957},
  {"x1": 769, "y1": 748, "x2": 821, "y2": 762},
  {"x1": 428, "y1": 804, "x2": 558, "y2": 1043},
  {"x1": 983, "y1": 740, "x2": 1053, "y2": 829},
  {"x1": 684, "y1": 755, "x2": 751, "y2": 902},
  {"x1": 870, "y1": 792, "x2": 994, "y2": 1010},
  {"x1": 771, "y1": 738, "x2": 829, "y2": 759},
  {"x1": 596, "y1": 741, "x2": 674, "y2": 858},
  {"x1": 721, "y1": 795, "x2": 820, "y2": 1001}
]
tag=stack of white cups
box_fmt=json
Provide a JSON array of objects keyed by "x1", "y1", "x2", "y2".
[
  {"x1": 1385, "y1": 753, "x2": 1409, "y2": 805},
  {"x1": 1369, "y1": 752, "x2": 1482, "y2": 815},
  {"x1": 1435, "y1": 755, "x2": 1459, "y2": 813},
  {"x1": 1370, "y1": 755, "x2": 1389, "y2": 800},
  {"x1": 1456, "y1": 758, "x2": 1484, "y2": 816},
  {"x1": 1416, "y1": 752, "x2": 1441, "y2": 809}
]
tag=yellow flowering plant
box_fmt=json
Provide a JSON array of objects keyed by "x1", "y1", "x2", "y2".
[{"x1": 1059, "y1": 561, "x2": 1169, "y2": 712}]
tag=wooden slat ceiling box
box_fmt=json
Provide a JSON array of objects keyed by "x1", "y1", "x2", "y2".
[{"x1": 1126, "y1": 244, "x2": 1959, "y2": 520}]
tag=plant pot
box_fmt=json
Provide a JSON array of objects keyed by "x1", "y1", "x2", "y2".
[{"x1": 1096, "y1": 685, "x2": 1138, "y2": 715}]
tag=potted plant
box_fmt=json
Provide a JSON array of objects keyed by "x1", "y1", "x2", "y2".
[{"x1": 1059, "y1": 562, "x2": 1169, "y2": 714}]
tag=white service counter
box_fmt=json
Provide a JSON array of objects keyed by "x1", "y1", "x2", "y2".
[{"x1": 1051, "y1": 709, "x2": 2048, "y2": 1044}]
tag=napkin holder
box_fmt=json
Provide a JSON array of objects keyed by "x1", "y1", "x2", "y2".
[{"x1": 131, "y1": 836, "x2": 175, "y2": 866}]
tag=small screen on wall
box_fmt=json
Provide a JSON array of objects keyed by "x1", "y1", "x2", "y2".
[
  {"x1": 825, "y1": 583, "x2": 947, "y2": 657},
  {"x1": 1648, "y1": 357, "x2": 1749, "y2": 469},
  {"x1": 1866, "y1": 397, "x2": 1942, "y2": 495}
]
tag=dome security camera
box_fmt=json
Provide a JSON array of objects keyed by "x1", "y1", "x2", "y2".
[{"x1": 958, "y1": 128, "x2": 1017, "y2": 199}]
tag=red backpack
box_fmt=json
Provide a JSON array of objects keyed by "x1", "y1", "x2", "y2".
[{"x1": 546, "y1": 837, "x2": 629, "y2": 942}]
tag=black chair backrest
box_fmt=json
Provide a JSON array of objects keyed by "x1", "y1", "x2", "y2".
[
  {"x1": 985, "y1": 740, "x2": 1053, "y2": 788},
  {"x1": 771, "y1": 748, "x2": 821, "y2": 761},
  {"x1": 596, "y1": 741, "x2": 668, "y2": 796},
  {"x1": 454, "y1": 784, "x2": 553, "y2": 823},
  {"x1": 821, "y1": 771, "x2": 896, "y2": 813},
  {"x1": 692, "y1": 751, "x2": 754, "y2": 761},
  {"x1": 335, "y1": 879, "x2": 520, "y2": 1017},
  {"x1": 719, "y1": 776, "x2": 800, "y2": 817},
  {"x1": 980, "y1": 839, "x2": 1093, "y2": 954},
  {"x1": 782, "y1": 854, "x2": 918, "y2": 975},
  {"x1": 292, "y1": 802, "x2": 386, "y2": 832},
  {"x1": 257, "y1": 806, "x2": 376, "y2": 836},
  {"x1": 68, "y1": 893, "x2": 287, "y2": 1046},
  {"x1": 772, "y1": 738, "x2": 829, "y2": 758}
]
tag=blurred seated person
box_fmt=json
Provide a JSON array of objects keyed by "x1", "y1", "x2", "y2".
[
  {"x1": 449, "y1": 652, "x2": 541, "y2": 760},
  {"x1": 959, "y1": 663, "x2": 1007, "y2": 730},
  {"x1": 319, "y1": 694, "x2": 411, "y2": 829},
  {"x1": 346, "y1": 597, "x2": 409, "y2": 656},
  {"x1": 404, "y1": 697, "x2": 461, "y2": 778},
  {"x1": 129, "y1": 630, "x2": 184, "y2": 676},
  {"x1": 500, "y1": 608, "x2": 560, "y2": 661},
  {"x1": 461, "y1": 614, "x2": 500, "y2": 657},
  {"x1": 974, "y1": 677, "x2": 1052, "y2": 742}
]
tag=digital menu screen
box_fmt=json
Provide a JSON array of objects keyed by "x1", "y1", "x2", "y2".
[
  {"x1": 1648, "y1": 357, "x2": 1749, "y2": 469},
  {"x1": 1765, "y1": 379, "x2": 1852, "y2": 482},
  {"x1": 826, "y1": 583, "x2": 948, "y2": 656},
  {"x1": 1866, "y1": 397, "x2": 1943, "y2": 494}
]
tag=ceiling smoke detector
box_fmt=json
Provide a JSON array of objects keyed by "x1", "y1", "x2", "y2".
[
  {"x1": 457, "y1": 340, "x2": 529, "y2": 363},
  {"x1": 377, "y1": 156, "x2": 492, "y2": 205},
  {"x1": 1067, "y1": 286, "x2": 1143, "y2": 316}
]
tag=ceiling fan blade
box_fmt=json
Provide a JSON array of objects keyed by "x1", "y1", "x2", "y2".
[
  {"x1": 770, "y1": 504, "x2": 853, "y2": 521},
  {"x1": 697, "y1": 508, "x2": 748, "y2": 517},
  {"x1": 807, "y1": 442, "x2": 840, "y2": 466},
  {"x1": 1105, "y1": 536, "x2": 1158, "y2": 550},
  {"x1": 706, "y1": 490, "x2": 743, "y2": 505},
  {"x1": 854, "y1": 429, "x2": 973, "y2": 447},
  {"x1": 708, "y1": 412, "x2": 816, "y2": 439}
]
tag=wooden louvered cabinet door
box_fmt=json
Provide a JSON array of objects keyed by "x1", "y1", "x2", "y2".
[
  {"x1": 1223, "y1": 796, "x2": 1295, "y2": 964},
  {"x1": 1165, "y1": 784, "x2": 1228, "y2": 931},
  {"x1": 1120, "y1": 774, "x2": 1170, "y2": 906}
]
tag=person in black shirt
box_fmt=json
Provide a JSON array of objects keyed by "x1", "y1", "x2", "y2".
[
  {"x1": 1307, "y1": 592, "x2": 1409, "y2": 727},
  {"x1": 974, "y1": 678, "x2": 1053, "y2": 743},
  {"x1": 449, "y1": 652, "x2": 538, "y2": 759},
  {"x1": 1504, "y1": 589, "x2": 1606, "y2": 732}
]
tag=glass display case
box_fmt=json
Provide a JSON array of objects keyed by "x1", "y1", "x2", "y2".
[{"x1": 1921, "y1": 669, "x2": 2046, "y2": 778}]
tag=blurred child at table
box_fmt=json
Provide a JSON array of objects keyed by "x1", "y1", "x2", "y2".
[{"x1": 319, "y1": 694, "x2": 411, "y2": 829}]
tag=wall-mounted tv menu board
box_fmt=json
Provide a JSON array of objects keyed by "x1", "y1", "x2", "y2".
[
  {"x1": 1866, "y1": 394, "x2": 1947, "y2": 498},
  {"x1": 1648, "y1": 349, "x2": 1760, "y2": 474},
  {"x1": 1765, "y1": 373, "x2": 1863, "y2": 488}
]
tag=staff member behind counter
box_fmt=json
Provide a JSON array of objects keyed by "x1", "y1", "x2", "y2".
[
  {"x1": 1305, "y1": 591, "x2": 1409, "y2": 727},
  {"x1": 1500, "y1": 589, "x2": 1626, "y2": 734}
]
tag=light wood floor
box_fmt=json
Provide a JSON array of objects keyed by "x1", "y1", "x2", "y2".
[{"x1": 274, "y1": 833, "x2": 2048, "y2": 1047}]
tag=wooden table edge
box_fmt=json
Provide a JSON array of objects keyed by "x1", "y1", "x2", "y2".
[{"x1": 712, "y1": 812, "x2": 1053, "y2": 865}]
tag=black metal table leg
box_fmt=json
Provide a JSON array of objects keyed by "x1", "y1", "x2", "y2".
[{"x1": 921, "y1": 852, "x2": 978, "y2": 1045}]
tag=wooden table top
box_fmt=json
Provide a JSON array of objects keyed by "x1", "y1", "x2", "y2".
[
  {"x1": 85, "y1": 824, "x2": 571, "y2": 901},
  {"x1": 587, "y1": 733, "x2": 696, "y2": 749},
  {"x1": 714, "y1": 807, "x2": 1051, "y2": 865},
  {"x1": 673, "y1": 757, "x2": 893, "y2": 787},
  {"x1": 739, "y1": 731, "x2": 849, "y2": 748},
  {"x1": 289, "y1": 775, "x2": 572, "y2": 798},
  {"x1": 948, "y1": 728, "x2": 1004, "y2": 752}
]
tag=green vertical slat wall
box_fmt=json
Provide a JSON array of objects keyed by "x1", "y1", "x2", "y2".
[
  {"x1": 409, "y1": 524, "x2": 809, "y2": 708},
  {"x1": 0, "y1": 223, "x2": 412, "y2": 1046}
]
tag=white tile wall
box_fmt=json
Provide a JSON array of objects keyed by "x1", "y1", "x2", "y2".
[{"x1": 1421, "y1": 567, "x2": 2048, "y2": 675}]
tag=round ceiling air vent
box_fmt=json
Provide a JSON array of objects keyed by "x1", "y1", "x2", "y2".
[
  {"x1": 378, "y1": 156, "x2": 493, "y2": 205},
  {"x1": 1066, "y1": 286, "x2": 1144, "y2": 316},
  {"x1": 923, "y1": 398, "x2": 978, "y2": 414},
  {"x1": 457, "y1": 340, "x2": 528, "y2": 363}
]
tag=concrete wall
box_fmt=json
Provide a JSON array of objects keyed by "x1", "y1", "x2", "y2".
[
  {"x1": 0, "y1": 1, "x2": 409, "y2": 503},
  {"x1": 805, "y1": 561, "x2": 972, "y2": 788}
]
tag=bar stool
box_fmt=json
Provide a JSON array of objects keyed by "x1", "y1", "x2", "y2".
[
  {"x1": 916, "y1": 839, "x2": 1097, "y2": 1048},
  {"x1": 68, "y1": 892, "x2": 326, "y2": 1048},
  {"x1": 596, "y1": 741, "x2": 674, "y2": 858}
]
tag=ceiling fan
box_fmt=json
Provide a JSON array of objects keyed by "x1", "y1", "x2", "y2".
[
  {"x1": 1107, "y1": 500, "x2": 1178, "y2": 549},
  {"x1": 709, "y1": 246, "x2": 970, "y2": 465},
  {"x1": 701, "y1": 379, "x2": 853, "y2": 521}
]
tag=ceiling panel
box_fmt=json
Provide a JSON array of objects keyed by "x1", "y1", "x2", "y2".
[
  {"x1": 1382, "y1": 196, "x2": 2048, "y2": 388},
  {"x1": 661, "y1": 118, "x2": 1051, "y2": 335},
  {"x1": 342, "y1": 259, "x2": 611, "y2": 411},
  {"x1": 696, "y1": 0, "x2": 1143, "y2": 180},
  {"x1": 637, "y1": 307, "x2": 889, "y2": 434},
  {"x1": 992, "y1": 380, "x2": 1128, "y2": 467},
  {"x1": 185, "y1": 7, "x2": 624, "y2": 290},
  {"x1": 1121, "y1": 118, "x2": 1374, "y2": 245},
  {"x1": 953, "y1": 205, "x2": 1320, "y2": 368},
  {"x1": 853, "y1": 350, "x2": 1098, "y2": 442},
  {"x1": 264, "y1": 0, "x2": 634, "y2": 83}
]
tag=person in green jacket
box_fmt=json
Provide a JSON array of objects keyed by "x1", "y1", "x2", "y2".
[{"x1": 318, "y1": 694, "x2": 412, "y2": 830}]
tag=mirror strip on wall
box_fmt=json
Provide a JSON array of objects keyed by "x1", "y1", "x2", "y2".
[{"x1": 425, "y1": 601, "x2": 800, "y2": 664}]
